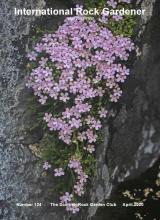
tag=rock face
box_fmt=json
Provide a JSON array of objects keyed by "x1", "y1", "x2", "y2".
[
  {"x1": 107, "y1": 0, "x2": 160, "y2": 192},
  {"x1": 0, "y1": 0, "x2": 70, "y2": 220},
  {"x1": 0, "y1": 0, "x2": 159, "y2": 220},
  {"x1": 86, "y1": 0, "x2": 160, "y2": 219},
  {"x1": 107, "y1": 0, "x2": 160, "y2": 182}
]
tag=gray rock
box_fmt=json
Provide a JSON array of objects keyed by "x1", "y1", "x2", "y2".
[
  {"x1": 0, "y1": 0, "x2": 69, "y2": 219},
  {"x1": 86, "y1": 0, "x2": 160, "y2": 219}
]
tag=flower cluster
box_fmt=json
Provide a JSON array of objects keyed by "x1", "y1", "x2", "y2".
[
  {"x1": 27, "y1": 16, "x2": 133, "y2": 147},
  {"x1": 107, "y1": 0, "x2": 131, "y2": 8},
  {"x1": 27, "y1": 2, "x2": 134, "y2": 213},
  {"x1": 68, "y1": 159, "x2": 88, "y2": 196},
  {"x1": 54, "y1": 168, "x2": 65, "y2": 176},
  {"x1": 43, "y1": 161, "x2": 51, "y2": 170},
  {"x1": 60, "y1": 192, "x2": 80, "y2": 213},
  {"x1": 100, "y1": 0, "x2": 132, "y2": 23}
]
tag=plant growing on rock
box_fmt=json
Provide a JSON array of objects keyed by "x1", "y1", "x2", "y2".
[{"x1": 27, "y1": 0, "x2": 134, "y2": 213}]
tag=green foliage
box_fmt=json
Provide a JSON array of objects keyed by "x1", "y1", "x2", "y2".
[
  {"x1": 108, "y1": 14, "x2": 136, "y2": 37},
  {"x1": 41, "y1": 134, "x2": 73, "y2": 167},
  {"x1": 82, "y1": 154, "x2": 96, "y2": 176},
  {"x1": 85, "y1": 0, "x2": 106, "y2": 9},
  {"x1": 40, "y1": 133, "x2": 97, "y2": 193},
  {"x1": 85, "y1": 0, "x2": 135, "y2": 37},
  {"x1": 30, "y1": 27, "x2": 45, "y2": 45},
  {"x1": 27, "y1": 0, "x2": 136, "y2": 199},
  {"x1": 25, "y1": 96, "x2": 45, "y2": 132}
]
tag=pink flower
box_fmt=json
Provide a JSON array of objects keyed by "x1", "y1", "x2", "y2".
[
  {"x1": 60, "y1": 93, "x2": 69, "y2": 102},
  {"x1": 27, "y1": 51, "x2": 37, "y2": 61},
  {"x1": 43, "y1": 161, "x2": 51, "y2": 170},
  {"x1": 98, "y1": 108, "x2": 108, "y2": 118},
  {"x1": 54, "y1": 168, "x2": 65, "y2": 177},
  {"x1": 66, "y1": 203, "x2": 80, "y2": 213},
  {"x1": 34, "y1": 43, "x2": 44, "y2": 52},
  {"x1": 77, "y1": 132, "x2": 86, "y2": 142},
  {"x1": 92, "y1": 120, "x2": 102, "y2": 130},
  {"x1": 107, "y1": 0, "x2": 117, "y2": 8},
  {"x1": 74, "y1": 183, "x2": 84, "y2": 196},
  {"x1": 84, "y1": 145, "x2": 95, "y2": 153},
  {"x1": 85, "y1": 129, "x2": 98, "y2": 143},
  {"x1": 68, "y1": 159, "x2": 81, "y2": 169},
  {"x1": 39, "y1": 57, "x2": 48, "y2": 67},
  {"x1": 113, "y1": 15, "x2": 123, "y2": 21},
  {"x1": 60, "y1": 192, "x2": 73, "y2": 203},
  {"x1": 44, "y1": 113, "x2": 52, "y2": 122},
  {"x1": 62, "y1": 108, "x2": 72, "y2": 119},
  {"x1": 69, "y1": 118, "x2": 82, "y2": 129}
]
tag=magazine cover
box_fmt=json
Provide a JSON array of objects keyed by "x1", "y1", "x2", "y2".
[{"x1": 0, "y1": 0, "x2": 160, "y2": 219}]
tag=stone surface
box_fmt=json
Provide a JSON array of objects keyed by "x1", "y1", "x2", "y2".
[
  {"x1": 88, "y1": 0, "x2": 160, "y2": 219},
  {"x1": 106, "y1": 0, "x2": 160, "y2": 184},
  {"x1": 0, "y1": 0, "x2": 69, "y2": 219}
]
